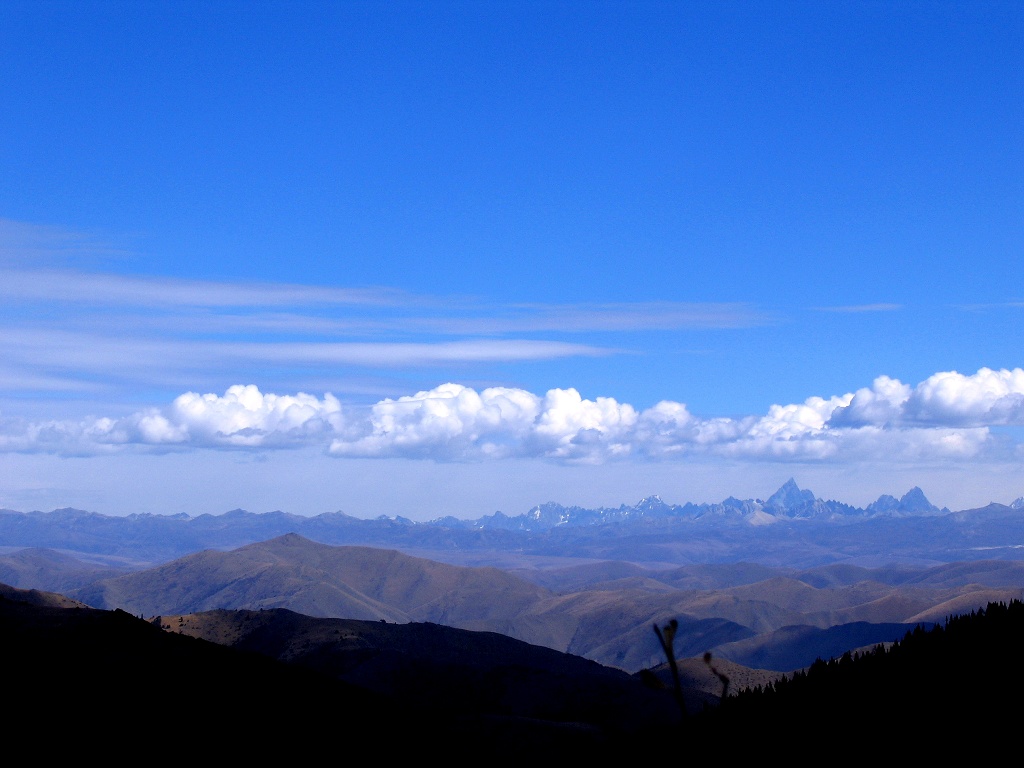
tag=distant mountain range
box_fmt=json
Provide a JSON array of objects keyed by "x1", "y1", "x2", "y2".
[
  {"x1": 438, "y1": 478, "x2": 957, "y2": 530},
  {"x1": 3, "y1": 478, "x2": 1024, "y2": 569}
]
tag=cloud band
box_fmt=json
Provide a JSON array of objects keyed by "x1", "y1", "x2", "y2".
[{"x1": 2, "y1": 368, "x2": 1022, "y2": 464}]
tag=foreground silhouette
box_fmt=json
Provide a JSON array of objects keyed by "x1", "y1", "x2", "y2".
[
  {"x1": 5, "y1": 584, "x2": 1022, "y2": 759},
  {"x1": 690, "y1": 599, "x2": 1024, "y2": 757}
]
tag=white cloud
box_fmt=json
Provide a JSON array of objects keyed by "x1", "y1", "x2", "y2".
[
  {"x1": 828, "y1": 368, "x2": 1024, "y2": 428},
  {"x1": 3, "y1": 368, "x2": 1023, "y2": 464},
  {"x1": 528, "y1": 388, "x2": 639, "y2": 461},
  {"x1": 168, "y1": 385, "x2": 346, "y2": 447},
  {"x1": 826, "y1": 375, "x2": 911, "y2": 427},
  {"x1": 0, "y1": 386, "x2": 346, "y2": 455},
  {"x1": 749, "y1": 395, "x2": 853, "y2": 439},
  {"x1": 903, "y1": 368, "x2": 1024, "y2": 426},
  {"x1": 329, "y1": 383, "x2": 542, "y2": 459}
]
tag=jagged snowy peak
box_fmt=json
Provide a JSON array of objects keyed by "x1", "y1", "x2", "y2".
[
  {"x1": 866, "y1": 494, "x2": 901, "y2": 514},
  {"x1": 897, "y1": 487, "x2": 940, "y2": 514},
  {"x1": 866, "y1": 486, "x2": 946, "y2": 517},
  {"x1": 4, "y1": 481, "x2": 1020, "y2": 569},
  {"x1": 764, "y1": 478, "x2": 816, "y2": 511},
  {"x1": 459, "y1": 478, "x2": 955, "y2": 531},
  {"x1": 633, "y1": 495, "x2": 674, "y2": 515}
]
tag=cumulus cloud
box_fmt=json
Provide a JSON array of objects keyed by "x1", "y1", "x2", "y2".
[
  {"x1": 902, "y1": 368, "x2": 1024, "y2": 426},
  {"x1": 824, "y1": 376, "x2": 910, "y2": 428},
  {"x1": 828, "y1": 368, "x2": 1024, "y2": 428},
  {"x1": 167, "y1": 385, "x2": 346, "y2": 446},
  {"x1": 3, "y1": 368, "x2": 1024, "y2": 463},
  {"x1": 528, "y1": 388, "x2": 639, "y2": 461},
  {"x1": 329, "y1": 384, "x2": 542, "y2": 459},
  {"x1": 0, "y1": 386, "x2": 347, "y2": 455},
  {"x1": 320, "y1": 369, "x2": 1022, "y2": 463}
]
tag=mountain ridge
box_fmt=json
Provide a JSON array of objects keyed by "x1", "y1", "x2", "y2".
[
  {"x1": 35, "y1": 532, "x2": 1024, "y2": 675},
  {"x1": 0, "y1": 477, "x2": 964, "y2": 531},
  {"x1": 437, "y1": 477, "x2": 955, "y2": 532},
  {"x1": 3, "y1": 478, "x2": 1023, "y2": 571}
]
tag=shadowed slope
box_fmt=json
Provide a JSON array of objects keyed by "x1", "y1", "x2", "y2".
[
  {"x1": 1, "y1": 589, "x2": 422, "y2": 758},
  {"x1": 158, "y1": 607, "x2": 682, "y2": 736},
  {"x1": 0, "y1": 547, "x2": 130, "y2": 592},
  {"x1": 0, "y1": 586, "x2": 679, "y2": 758},
  {"x1": 696, "y1": 600, "x2": 1024, "y2": 758}
]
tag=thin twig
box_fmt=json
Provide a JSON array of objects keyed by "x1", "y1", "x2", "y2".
[{"x1": 654, "y1": 619, "x2": 686, "y2": 719}]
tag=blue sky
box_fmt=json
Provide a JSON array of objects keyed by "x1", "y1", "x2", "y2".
[{"x1": 1, "y1": 1, "x2": 1022, "y2": 519}]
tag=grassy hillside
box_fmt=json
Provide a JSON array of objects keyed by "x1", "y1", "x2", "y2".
[{"x1": 55, "y1": 534, "x2": 1024, "y2": 675}]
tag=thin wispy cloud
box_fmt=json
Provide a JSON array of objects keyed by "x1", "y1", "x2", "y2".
[
  {"x1": 413, "y1": 302, "x2": 772, "y2": 334},
  {"x1": 0, "y1": 218, "x2": 131, "y2": 267},
  {"x1": 1, "y1": 265, "x2": 767, "y2": 331},
  {"x1": 225, "y1": 340, "x2": 614, "y2": 366},
  {"x1": 0, "y1": 268, "x2": 410, "y2": 309},
  {"x1": 955, "y1": 301, "x2": 1024, "y2": 312},
  {"x1": 0, "y1": 244, "x2": 769, "y2": 397},
  {"x1": 1, "y1": 220, "x2": 772, "y2": 335},
  {"x1": 0, "y1": 329, "x2": 613, "y2": 392},
  {"x1": 813, "y1": 303, "x2": 903, "y2": 313}
]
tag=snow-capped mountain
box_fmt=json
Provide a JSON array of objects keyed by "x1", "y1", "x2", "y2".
[
  {"x1": 2, "y1": 478, "x2": 1015, "y2": 569},
  {"x1": 442, "y1": 478, "x2": 949, "y2": 532}
]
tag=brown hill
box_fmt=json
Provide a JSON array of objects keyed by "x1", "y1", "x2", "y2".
[
  {"x1": 69, "y1": 533, "x2": 757, "y2": 670},
  {"x1": 65, "y1": 534, "x2": 1024, "y2": 676},
  {"x1": 524, "y1": 587, "x2": 755, "y2": 670},
  {"x1": 643, "y1": 653, "x2": 786, "y2": 712},
  {"x1": 0, "y1": 547, "x2": 129, "y2": 593},
  {"x1": 73, "y1": 532, "x2": 550, "y2": 625},
  {"x1": 0, "y1": 581, "x2": 91, "y2": 608}
]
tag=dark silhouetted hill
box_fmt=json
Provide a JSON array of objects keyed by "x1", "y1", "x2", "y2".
[
  {"x1": 0, "y1": 583, "x2": 678, "y2": 758},
  {"x1": 6, "y1": 578, "x2": 1022, "y2": 758},
  {"x1": 694, "y1": 599, "x2": 1024, "y2": 757},
  {"x1": 154, "y1": 606, "x2": 681, "y2": 736}
]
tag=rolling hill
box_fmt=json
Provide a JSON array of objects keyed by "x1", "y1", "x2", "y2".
[{"x1": 24, "y1": 533, "x2": 1021, "y2": 674}]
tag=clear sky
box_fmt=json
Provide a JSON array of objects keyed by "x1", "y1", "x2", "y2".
[{"x1": 1, "y1": 0, "x2": 1022, "y2": 520}]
